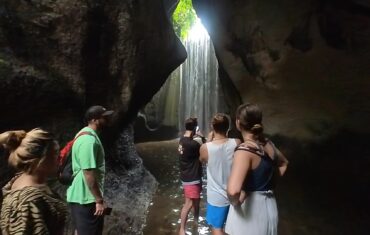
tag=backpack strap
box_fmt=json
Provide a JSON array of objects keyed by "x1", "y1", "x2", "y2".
[
  {"x1": 74, "y1": 131, "x2": 94, "y2": 141},
  {"x1": 70, "y1": 131, "x2": 95, "y2": 148},
  {"x1": 69, "y1": 131, "x2": 95, "y2": 171}
]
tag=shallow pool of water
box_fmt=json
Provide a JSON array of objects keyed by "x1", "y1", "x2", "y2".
[
  {"x1": 137, "y1": 139, "x2": 210, "y2": 235},
  {"x1": 137, "y1": 139, "x2": 369, "y2": 235}
]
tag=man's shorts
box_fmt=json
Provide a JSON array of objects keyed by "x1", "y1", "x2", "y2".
[
  {"x1": 206, "y1": 203, "x2": 230, "y2": 229},
  {"x1": 69, "y1": 202, "x2": 104, "y2": 235},
  {"x1": 183, "y1": 183, "x2": 202, "y2": 199}
]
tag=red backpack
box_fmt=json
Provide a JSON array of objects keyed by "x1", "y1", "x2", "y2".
[{"x1": 57, "y1": 131, "x2": 93, "y2": 185}]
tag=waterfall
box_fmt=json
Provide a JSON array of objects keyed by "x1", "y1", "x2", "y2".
[
  {"x1": 178, "y1": 20, "x2": 222, "y2": 134},
  {"x1": 141, "y1": 19, "x2": 224, "y2": 136}
]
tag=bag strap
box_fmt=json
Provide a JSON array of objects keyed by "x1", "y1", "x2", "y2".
[
  {"x1": 73, "y1": 131, "x2": 94, "y2": 141},
  {"x1": 70, "y1": 131, "x2": 95, "y2": 174},
  {"x1": 70, "y1": 131, "x2": 95, "y2": 148}
]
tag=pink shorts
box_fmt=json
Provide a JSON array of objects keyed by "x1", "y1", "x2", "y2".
[{"x1": 183, "y1": 184, "x2": 202, "y2": 199}]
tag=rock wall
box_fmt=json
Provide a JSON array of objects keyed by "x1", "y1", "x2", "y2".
[
  {"x1": 1, "y1": 0, "x2": 370, "y2": 233},
  {"x1": 193, "y1": 0, "x2": 370, "y2": 233},
  {"x1": 0, "y1": 0, "x2": 184, "y2": 234},
  {"x1": 193, "y1": 0, "x2": 370, "y2": 140},
  {"x1": 0, "y1": 0, "x2": 186, "y2": 134}
]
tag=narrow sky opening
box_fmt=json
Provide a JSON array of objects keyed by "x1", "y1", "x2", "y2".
[{"x1": 187, "y1": 18, "x2": 209, "y2": 41}]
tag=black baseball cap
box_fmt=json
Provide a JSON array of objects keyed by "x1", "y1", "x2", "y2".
[{"x1": 85, "y1": 105, "x2": 114, "y2": 121}]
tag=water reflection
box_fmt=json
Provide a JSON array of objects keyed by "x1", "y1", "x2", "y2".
[
  {"x1": 138, "y1": 140, "x2": 210, "y2": 235},
  {"x1": 138, "y1": 137, "x2": 370, "y2": 235}
]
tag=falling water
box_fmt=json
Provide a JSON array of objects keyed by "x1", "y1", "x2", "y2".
[
  {"x1": 141, "y1": 19, "x2": 224, "y2": 135},
  {"x1": 178, "y1": 19, "x2": 222, "y2": 134}
]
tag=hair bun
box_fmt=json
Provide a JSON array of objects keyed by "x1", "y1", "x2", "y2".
[
  {"x1": 0, "y1": 130, "x2": 27, "y2": 151},
  {"x1": 251, "y1": 124, "x2": 263, "y2": 134}
]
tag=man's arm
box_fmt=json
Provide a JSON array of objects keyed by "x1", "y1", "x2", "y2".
[
  {"x1": 77, "y1": 140, "x2": 106, "y2": 216},
  {"x1": 83, "y1": 169, "x2": 106, "y2": 216}
]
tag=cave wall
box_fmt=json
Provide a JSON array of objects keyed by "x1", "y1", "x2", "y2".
[
  {"x1": 193, "y1": 0, "x2": 370, "y2": 140},
  {"x1": 193, "y1": 0, "x2": 370, "y2": 234},
  {"x1": 0, "y1": 0, "x2": 186, "y2": 171},
  {"x1": 0, "y1": 0, "x2": 186, "y2": 135},
  {"x1": 0, "y1": 0, "x2": 185, "y2": 234}
]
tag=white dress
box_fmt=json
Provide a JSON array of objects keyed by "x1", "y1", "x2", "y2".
[
  {"x1": 225, "y1": 191, "x2": 278, "y2": 235},
  {"x1": 225, "y1": 141, "x2": 279, "y2": 235}
]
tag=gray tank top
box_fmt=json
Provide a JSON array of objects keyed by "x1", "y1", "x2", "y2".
[{"x1": 206, "y1": 138, "x2": 237, "y2": 206}]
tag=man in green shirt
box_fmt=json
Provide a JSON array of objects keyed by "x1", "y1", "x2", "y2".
[{"x1": 67, "y1": 105, "x2": 114, "y2": 235}]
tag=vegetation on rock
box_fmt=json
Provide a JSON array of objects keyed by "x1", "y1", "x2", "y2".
[{"x1": 172, "y1": 0, "x2": 197, "y2": 40}]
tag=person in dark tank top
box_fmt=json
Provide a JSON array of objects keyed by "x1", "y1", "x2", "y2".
[{"x1": 225, "y1": 103, "x2": 289, "y2": 235}]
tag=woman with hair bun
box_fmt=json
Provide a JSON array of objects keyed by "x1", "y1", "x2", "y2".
[
  {"x1": 225, "y1": 104, "x2": 289, "y2": 235},
  {"x1": 0, "y1": 128, "x2": 67, "y2": 235}
]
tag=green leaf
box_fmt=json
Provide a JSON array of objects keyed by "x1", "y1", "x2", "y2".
[{"x1": 172, "y1": 0, "x2": 197, "y2": 40}]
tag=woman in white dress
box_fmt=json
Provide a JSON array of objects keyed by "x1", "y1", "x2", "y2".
[{"x1": 225, "y1": 103, "x2": 289, "y2": 235}]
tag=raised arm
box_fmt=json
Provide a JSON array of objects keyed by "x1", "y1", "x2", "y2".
[
  {"x1": 275, "y1": 147, "x2": 289, "y2": 176},
  {"x1": 199, "y1": 143, "x2": 208, "y2": 163},
  {"x1": 227, "y1": 150, "x2": 252, "y2": 206},
  {"x1": 207, "y1": 131, "x2": 214, "y2": 142}
]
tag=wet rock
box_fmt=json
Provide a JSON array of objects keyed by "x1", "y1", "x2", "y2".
[
  {"x1": 51, "y1": 127, "x2": 157, "y2": 234},
  {"x1": 0, "y1": 0, "x2": 183, "y2": 234},
  {"x1": 0, "y1": 0, "x2": 186, "y2": 133},
  {"x1": 193, "y1": 0, "x2": 370, "y2": 140}
]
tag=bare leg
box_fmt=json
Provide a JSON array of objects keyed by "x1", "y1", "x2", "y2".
[
  {"x1": 179, "y1": 197, "x2": 193, "y2": 235},
  {"x1": 212, "y1": 228, "x2": 226, "y2": 235},
  {"x1": 192, "y1": 198, "x2": 200, "y2": 226}
]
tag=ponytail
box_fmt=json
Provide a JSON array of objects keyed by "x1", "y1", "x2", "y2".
[{"x1": 0, "y1": 130, "x2": 27, "y2": 151}]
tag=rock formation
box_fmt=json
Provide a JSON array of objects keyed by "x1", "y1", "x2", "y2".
[
  {"x1": 192, "y1": 0, "x2": 370, "y2": 233},
  {"x1": 1, "y1": 0, "x2": 370, "y2": 233},
  {"x1": 193, "y1": 0, "x2": 370, "y2": 139},
  {"x1": 0, "y1": 0, "x2": 186, "y2": 233}
]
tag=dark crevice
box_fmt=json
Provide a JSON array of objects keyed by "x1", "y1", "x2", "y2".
[
  {"x1": 82, "y1": 2, "x2": 116, "y2": 107},
  {"x1": 217, "y1": 60, "x2": 242, "y2": 117},
  {"x1": 318, "y1": 0, "x2": 370, "y2": 51},
  {"x1": 285, "y1": 11, "x2": 314, "y2": 52}
]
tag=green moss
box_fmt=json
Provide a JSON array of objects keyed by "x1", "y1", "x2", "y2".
[{"x1": 172, "y1": 0, "x2": 197, "y2": 40}]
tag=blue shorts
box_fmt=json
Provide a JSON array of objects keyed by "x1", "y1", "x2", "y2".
[{"x1": 206, "y1": 203, "x2": 230, "y2": 229}]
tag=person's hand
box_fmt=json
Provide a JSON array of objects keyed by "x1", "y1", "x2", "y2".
[
  {"x1": 94, "y1": 201, "x2": 106, "y2": 216},
  {"x1": 238, "y1": 190, "x2": 247, "y2": 204},
  {"x1": 196, "y1": 130, "x2": 203, "y2": 137}
]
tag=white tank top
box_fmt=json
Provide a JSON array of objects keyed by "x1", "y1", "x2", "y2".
[{"x1": 206, "y1": 138, "x2": 237, "y2": 206}]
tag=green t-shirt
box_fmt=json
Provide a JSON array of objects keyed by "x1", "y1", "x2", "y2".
[{"x1": 66, "y1": 127, "x2": 105, "y2": 204}]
